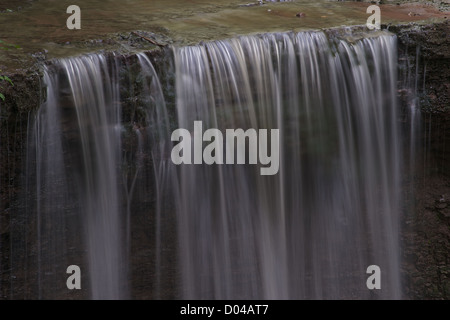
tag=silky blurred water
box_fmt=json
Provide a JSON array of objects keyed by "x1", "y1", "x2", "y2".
[
  {"x1": 12, "y1": 29, "x2": 407, "y2": 299},
  {"x1": 172, "y1": 31, "x2": 402, "y2": 299}
]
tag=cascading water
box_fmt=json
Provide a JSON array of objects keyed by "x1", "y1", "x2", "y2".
[
  {"x1": 12, "y1": 29, "x2": 406, "y2": 299},
  {"x1": 24, "y1": 54, "x2": 128, "y2": 299},
  {"x1": 172, "y1": 31, "x2": 402, "y2": 299},
  {"x1": 14, "y1": 51, "x2": 171, "y2": 300}
]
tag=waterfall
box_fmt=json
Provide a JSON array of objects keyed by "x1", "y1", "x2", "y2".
[
  {"x1": 25, "y1": 54, "x2": 128, "y2": 299},
  {"x1": 172, "y1": 31, "x2": 402, "y2": 299},
  {"x1": 15, "y1": 29, "x2": 404, "y2": 299}
]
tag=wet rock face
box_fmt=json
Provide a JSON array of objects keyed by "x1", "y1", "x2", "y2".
[
  {"x1": 397, "y1": 21, "x2": 449, "y2": 109},
  {"x1": 0, "y1": 70, "x2": 41, "y2": 299},
  {"x1": 394, "y1": 20, "x2": 450, "y2": 300},
  {"x1": 395, "y1": 20, "x2": 450, "y2": 176},
  {"x1": 0, "y1": 71, "x2": 40, "y2": 212},
  {"x1": 402, "y1": 176, "x2": 450, "y2": 300}
]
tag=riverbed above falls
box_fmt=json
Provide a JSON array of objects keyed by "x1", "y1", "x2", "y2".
[{"x1": 0, "y1": 0, "x2": 448, "y2": 72}]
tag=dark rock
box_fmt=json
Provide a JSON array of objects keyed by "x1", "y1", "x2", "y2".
[
  {"x1": 437, "y1": 209, "x2": 450, "y2": 220},
  {"x1": 436, "y1": 202, "x2": 448, "y2": 209}
]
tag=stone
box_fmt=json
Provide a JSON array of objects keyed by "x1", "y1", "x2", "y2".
[{"x1": 436, "y1": 202, "x2": 447, "y2": 209}]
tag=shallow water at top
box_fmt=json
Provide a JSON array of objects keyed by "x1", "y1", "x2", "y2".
[{"x1": 0, "y1": 0, "x2": 446, "y2": 70}]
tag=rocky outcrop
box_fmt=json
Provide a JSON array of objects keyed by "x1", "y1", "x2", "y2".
[
  {"x1": 392, "y1": 20, "x2": 450, "y2": 300},
  {"x1": 394, "y1": 21, "x2": 449, "y2": 177}
]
